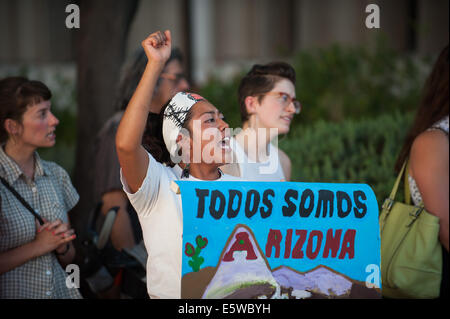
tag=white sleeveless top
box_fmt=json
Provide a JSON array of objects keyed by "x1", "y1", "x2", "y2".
[
  {"x1": 230, "y1": 136, "x2": 286, "y2": 181},
  {"x1": 408, "y1": 115, "x2": 449, "y2": 206}
]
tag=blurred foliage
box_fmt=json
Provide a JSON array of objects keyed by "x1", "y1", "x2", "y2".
[
  {"x1": 291, "y1": 39, "x2": 430, "y2": 127},
  {"x1": 279, "y1": 111, "x2": 415, "y2": 208},
  {"x1": 199, "y1": 38, "x2": 431, "y2": 130},
  {"x1": 199, "y1": 72, "x2": 245, "y2": 130}
]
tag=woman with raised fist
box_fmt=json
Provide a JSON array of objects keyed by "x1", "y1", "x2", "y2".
[{"x1": 116, "y1": 30, "x2": 239, "y2": 299}]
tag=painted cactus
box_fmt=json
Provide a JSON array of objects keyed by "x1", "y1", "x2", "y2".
[{"x1": 185, "y1": 235, "x2": 208, "y2": 272}]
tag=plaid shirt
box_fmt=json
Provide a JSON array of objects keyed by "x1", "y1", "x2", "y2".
[{"x1": 0, "y1": 146, "x2": 82, "y2": 299}]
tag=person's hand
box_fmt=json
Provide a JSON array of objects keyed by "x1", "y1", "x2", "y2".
[
  {"x1": 141, "y1": 30, "x2": 171, "y2": 66},
  {"x1": 45, "y1": 219, "x2": 76, "y2": 254},
  {"x1": 34, "y1": 219, "x2": 76, "y2": 256}
]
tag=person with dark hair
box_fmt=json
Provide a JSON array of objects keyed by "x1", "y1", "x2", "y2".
[
  {"x1": 0, "y1": 77, "x2": 81, "y2": 298},
  {"x1": 92, "y1": 46, "x2": 189, "y2": 298},
  {"x1": 395, "y1": 45, "x2": 449, "y2": 297},
  {"x1": 221, "y1": 62, "x2": 300, "y2": 181},
  {"x1": 116, "y1": 30, "x2": 239, "y2": 298}
]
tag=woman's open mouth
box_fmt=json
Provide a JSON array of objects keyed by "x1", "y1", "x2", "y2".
[
  {"x1": 281, "y1": 115, "x2": 293, "y2": 123},
  {"x1": 47, "y1": 131, "x2": 56, "y2": 140},
  {"x1": 219, "y1": 136, "x2": 230, "y2": 151}
]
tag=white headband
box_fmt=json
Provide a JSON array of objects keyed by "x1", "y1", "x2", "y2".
[{"x1": 162, "y1": 92, "x2": 205, "y2": 158}]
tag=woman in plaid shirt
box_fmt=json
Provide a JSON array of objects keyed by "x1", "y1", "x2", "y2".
[{"x1": 0, "y1": 77, "x2": 81, "y2": 298}]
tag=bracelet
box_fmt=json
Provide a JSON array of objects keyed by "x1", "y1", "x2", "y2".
[{"x1": 55, "y1": 243, "x2": 70, "y2": 256}]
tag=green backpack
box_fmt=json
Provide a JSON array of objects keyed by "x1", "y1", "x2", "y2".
[{"x1": 379, "y1": 160, "x2": 442, "y2": 299}]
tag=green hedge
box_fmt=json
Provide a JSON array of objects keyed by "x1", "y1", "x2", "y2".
[
  {"x1": 200, "y1": 39, "x2": 430, "y2": 130},
  {"x1": 291, "y1": 41, "x2": 429, "y2": 127},
  {"x1": 279, "y1": 111, "x2": 414, "y2": 208},
  {"x1": 199, "y1": 73, "x2": 244, "y2": 129}
]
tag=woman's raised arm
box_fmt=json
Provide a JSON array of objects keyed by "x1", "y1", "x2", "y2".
[{"x1": 116, "y1": 30, "x2": 171, "y2": 193}]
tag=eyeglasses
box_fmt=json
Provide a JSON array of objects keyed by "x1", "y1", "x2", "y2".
[
  {"x1": 256, "y1": 91, "x2": 301, "y2": 114},
  {"x1": 160, "y1": 72, "x2": 187, "y2": 85}
]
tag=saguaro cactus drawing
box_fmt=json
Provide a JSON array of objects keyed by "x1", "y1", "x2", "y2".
[{"x1": 185, "y1": 235, "x2": 208, "y2": 272}]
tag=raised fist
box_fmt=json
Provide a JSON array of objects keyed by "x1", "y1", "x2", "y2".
[{"x1": 141, "y1": 30, "x2": 172, "y2": 65}]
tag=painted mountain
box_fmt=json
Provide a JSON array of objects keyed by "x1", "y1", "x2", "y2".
[
  {"x1": 181, "y1": 224, "x2": 381, "y2": 299},
  {"x1": 202, "y1": 225, "x2": 280, "y2": 299},
  {"x1": 272, "y1": 265, "x2": 380, "y2": 299},
  {"x1": 272, "y1": 266, "x2": 352, "y2": 298}
]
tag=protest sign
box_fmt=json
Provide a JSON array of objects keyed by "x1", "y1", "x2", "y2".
[{"x1": 178, "y1": 181, "x2": 381, "y2": 299}]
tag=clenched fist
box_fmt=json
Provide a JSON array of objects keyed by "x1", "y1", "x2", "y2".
[{"x1": 142, "y1": 30, "x2": 172, "y2": 66}]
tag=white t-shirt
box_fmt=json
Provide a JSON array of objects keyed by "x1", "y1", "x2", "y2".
[{"x1": 120, "y1": 151, "x2": 240, "y2": 298}]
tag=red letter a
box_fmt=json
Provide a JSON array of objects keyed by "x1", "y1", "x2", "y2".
[
  {"x1": 223, "y1": 232, "x2": 258, "y2": 262},
  {"x1": 338, "y1": 229, "x2": 356, "y2": 259}
]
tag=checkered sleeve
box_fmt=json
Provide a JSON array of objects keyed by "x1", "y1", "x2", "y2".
[
  {"x1": 60, "y1": 167, "x2": 79, "y2": 212},
  {"x1": 47, "y1": 162, "x2": 79, "y2": 213}
]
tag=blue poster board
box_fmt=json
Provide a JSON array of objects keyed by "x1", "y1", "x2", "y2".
[{"x1": 178, "y1": 181, "x2": 381, "y2": 299}]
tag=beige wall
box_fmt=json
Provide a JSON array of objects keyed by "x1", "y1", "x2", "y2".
[
  {"x1": 214, "y1": 0, "x2": 293, "y2": 62},
  {"x1": 0, "y1": 0, "x2": 74, "y2": 63},
  {"x1": 417, "y1": 0, "x2": 449, "y2": 54},
  {"x1": 0, "y1": 0, "x2": 448, "y2": 83},
  {"x1": 126, "y1": 0, "x2": 186, "y2": 57}
]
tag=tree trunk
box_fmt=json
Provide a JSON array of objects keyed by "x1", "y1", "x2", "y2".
[{"x1": 73, "y1": 0, "x2": 138, "y2": 237}]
